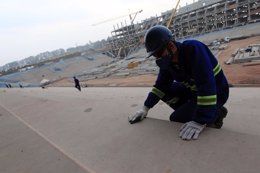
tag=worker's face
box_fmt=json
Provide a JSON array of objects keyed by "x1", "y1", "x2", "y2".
[
  {"x1": 154, "y1": 42, "x2": 178, "y2": 69},
  {"x1": 153, "y1": 46, "x2": 168, "y2": 59},
  {"x1": 153, "y1": 42, "x2": 178, "y2": 62}
]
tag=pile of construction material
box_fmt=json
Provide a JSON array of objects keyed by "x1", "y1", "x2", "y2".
[
  {"x1": 225, "y1": 44, "x2": 260, "y2": 65},
  {"x1": 79, "y1": 55, "x2": 158, "y2": 81},
  {"x1": 206, "y1": 38, "x2": 230, "y2": 58}
]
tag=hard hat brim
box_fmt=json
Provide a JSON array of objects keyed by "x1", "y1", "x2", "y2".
[{"x1": 145, "y1": 46, "x2": 162, "y2": 59}]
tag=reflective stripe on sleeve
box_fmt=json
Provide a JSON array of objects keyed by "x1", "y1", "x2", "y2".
[
  {"x1": 166, "y1": 97, "x2": 179, "y2": 105},
  {"x1": 181, "y1": 81, "x2": 197, "y2": 91},
  {"x1": 151, "y1": 87, "x2": 165, "y2": 99},
  {"x1": 213, "y1": 63, "x2": 221, "y2": 76},
  {"x1": 197, "y1": 95, "x2": 217, "y2": 106}
]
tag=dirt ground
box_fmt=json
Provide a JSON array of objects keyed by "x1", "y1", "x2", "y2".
[{"x1": 52, "y1": 36, "x2": 260, "y2": 87}]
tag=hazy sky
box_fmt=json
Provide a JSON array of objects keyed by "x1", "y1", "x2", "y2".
[{"x1": 0, "y1": 0, "x2": 194, "y2": 66}]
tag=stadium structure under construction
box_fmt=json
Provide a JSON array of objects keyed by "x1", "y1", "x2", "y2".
[{"x1": 105, "y1": 0, "x2": 260, "y2": 58}]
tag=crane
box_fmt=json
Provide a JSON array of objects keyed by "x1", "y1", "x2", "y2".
[
  {"x1": 92, "y1": 10, "x2": 143, "y2": 26},
  {"x1": 166, "y1": 0, "x2": 181, "y2": 28}
]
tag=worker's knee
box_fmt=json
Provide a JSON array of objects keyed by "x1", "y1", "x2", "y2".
[
  {"x1": 169, "y1": 101, "x2": 196, "y2": 123},
  {"x1": 169, "y1": 111, "x2": 192, "y2": 123}
]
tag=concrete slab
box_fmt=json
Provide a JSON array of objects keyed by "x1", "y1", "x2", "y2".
[
  {"x1": 0, "y1": 87, "x2": 260, "y2": 173},
  {"x1": 0, "y1": 105, "x2": 90, "y2": 173}
]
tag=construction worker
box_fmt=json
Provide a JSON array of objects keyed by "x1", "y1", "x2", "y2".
[
  {"x1": 128, "y1": 25, "x2": 229, "y2": 140},
  {"x1": 73, "y1": 76, "x2": 81, "y2": 91}
]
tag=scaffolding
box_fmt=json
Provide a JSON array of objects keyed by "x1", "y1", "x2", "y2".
[{"x1": 106, "y1": 0, "x2": 260, "y2": 58}]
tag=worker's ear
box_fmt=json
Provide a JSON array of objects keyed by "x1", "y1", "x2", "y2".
[
  {"x1": 167, "y1": 41, "x2": 177, "y2": 52},
  {"x1": 167, "y1": 41, "x2": 178, "y2": 63}
]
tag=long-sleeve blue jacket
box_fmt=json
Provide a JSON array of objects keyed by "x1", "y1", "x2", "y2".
[{"x1": 144, "y1": 40, "x2": 229, "y2": 124}]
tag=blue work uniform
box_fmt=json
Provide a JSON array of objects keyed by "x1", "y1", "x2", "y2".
[{"x1": 144, "y1": 40, "x2": 229, "y2": 124}]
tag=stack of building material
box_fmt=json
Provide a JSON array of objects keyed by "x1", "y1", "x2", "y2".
[{"x1": 226, "y1": 44, "x2": 260, "y2": 64}]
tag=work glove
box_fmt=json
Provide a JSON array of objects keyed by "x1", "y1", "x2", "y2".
[
  {"x1": 128, "y1": 106, "x2": 149, "y2": 124},
  {"x1": 179, "y1": 121, "x2": 206, "y2": 140}
]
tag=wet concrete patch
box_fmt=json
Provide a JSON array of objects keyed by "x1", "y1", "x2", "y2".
[
  {"x1": 39, "y1": 98, "x2": 48, "y2": 102},
  {"x1": 131, "y1": 104, "x2": 138, "y2": 107},
  {"x1": 84, "y1": 108, "x2": 93, "y2": 112}
]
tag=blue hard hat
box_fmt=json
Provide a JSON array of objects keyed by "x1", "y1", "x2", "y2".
[{"x1": 144, "y1": 25, "x2": 173, "y2": 58}]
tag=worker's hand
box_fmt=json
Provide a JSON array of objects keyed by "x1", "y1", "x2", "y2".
[
  {"x1": 128, "y1": 106, "x2": 149, "y2": 124},
  {"x1": 179, "y1": 121, "x2": 206, "y2": 140}
]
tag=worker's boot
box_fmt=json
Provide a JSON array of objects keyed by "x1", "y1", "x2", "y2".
[{"x1": 207, "y1": 106, "x2": 228, "y2": 129}]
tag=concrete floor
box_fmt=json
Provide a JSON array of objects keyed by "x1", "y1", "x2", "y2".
[{"x1": 0, "y1": 87, "x2": 260, "y2": 173}]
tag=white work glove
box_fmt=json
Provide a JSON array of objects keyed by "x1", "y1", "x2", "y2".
[
  {"x1": 128, "y1": 106, "x2": 149, "y2": 124},
  {"x1": 179, "y1": 121, "x2": 206, "y2": 140}
]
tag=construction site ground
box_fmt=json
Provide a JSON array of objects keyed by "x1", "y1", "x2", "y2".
[
  {"x1": 0, "y1": 87, "x2": 260, "y2": 173},
  {"x1": 50, "y1": 35, "x2": 260, "y2": 87}
]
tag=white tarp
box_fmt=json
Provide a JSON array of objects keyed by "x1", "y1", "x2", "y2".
[{"x1": 40, "y1": 79, "x2": 50, "y2": 85}]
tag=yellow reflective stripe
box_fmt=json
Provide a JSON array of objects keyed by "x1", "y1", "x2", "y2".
[
  {"x1": 182, "y1": 82, "x2": 189, "y2": 88},
  {"x1": 151, "y1": 87, "x2": 165, "y2": 99},
  {"x1": 197, "y1": 101, "x2": 217, "y2": 106},
  {"x1": 197, "y1": 95, "x2": 217, "y2": 106},
  {"x1": 166, "y1": 97, "x2": 179, "y2": 105},
  {"x1": 213, "y1": 63, "x2": 221, "y2": 76},
  {"x1": 190, "y1": 84, "x2": 197, "y2": 91},
  {"x1": 181, "y1": 82, "x2": 197, "y2": 91},
  {"x1": 198, "y1": 95, "x2": 216, "y2": 99}
]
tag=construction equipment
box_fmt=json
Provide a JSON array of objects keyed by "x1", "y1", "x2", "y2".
[
  {"x1": 166, "y1": 0, "x2": 181, "y2": 28},
  {"x1": 92, "y1": 10, "x2": 143, "y2": 26},
  {"x1": 127, "y1": 61, "x2": 139, "y2": 69},
  {"x1": 129, "y1": 10, "x2": 143, "y2": 25}
]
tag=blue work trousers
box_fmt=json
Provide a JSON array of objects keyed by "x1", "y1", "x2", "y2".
[{"x1": 165, "y1": 82, "x2": 228, "y2": 123}]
